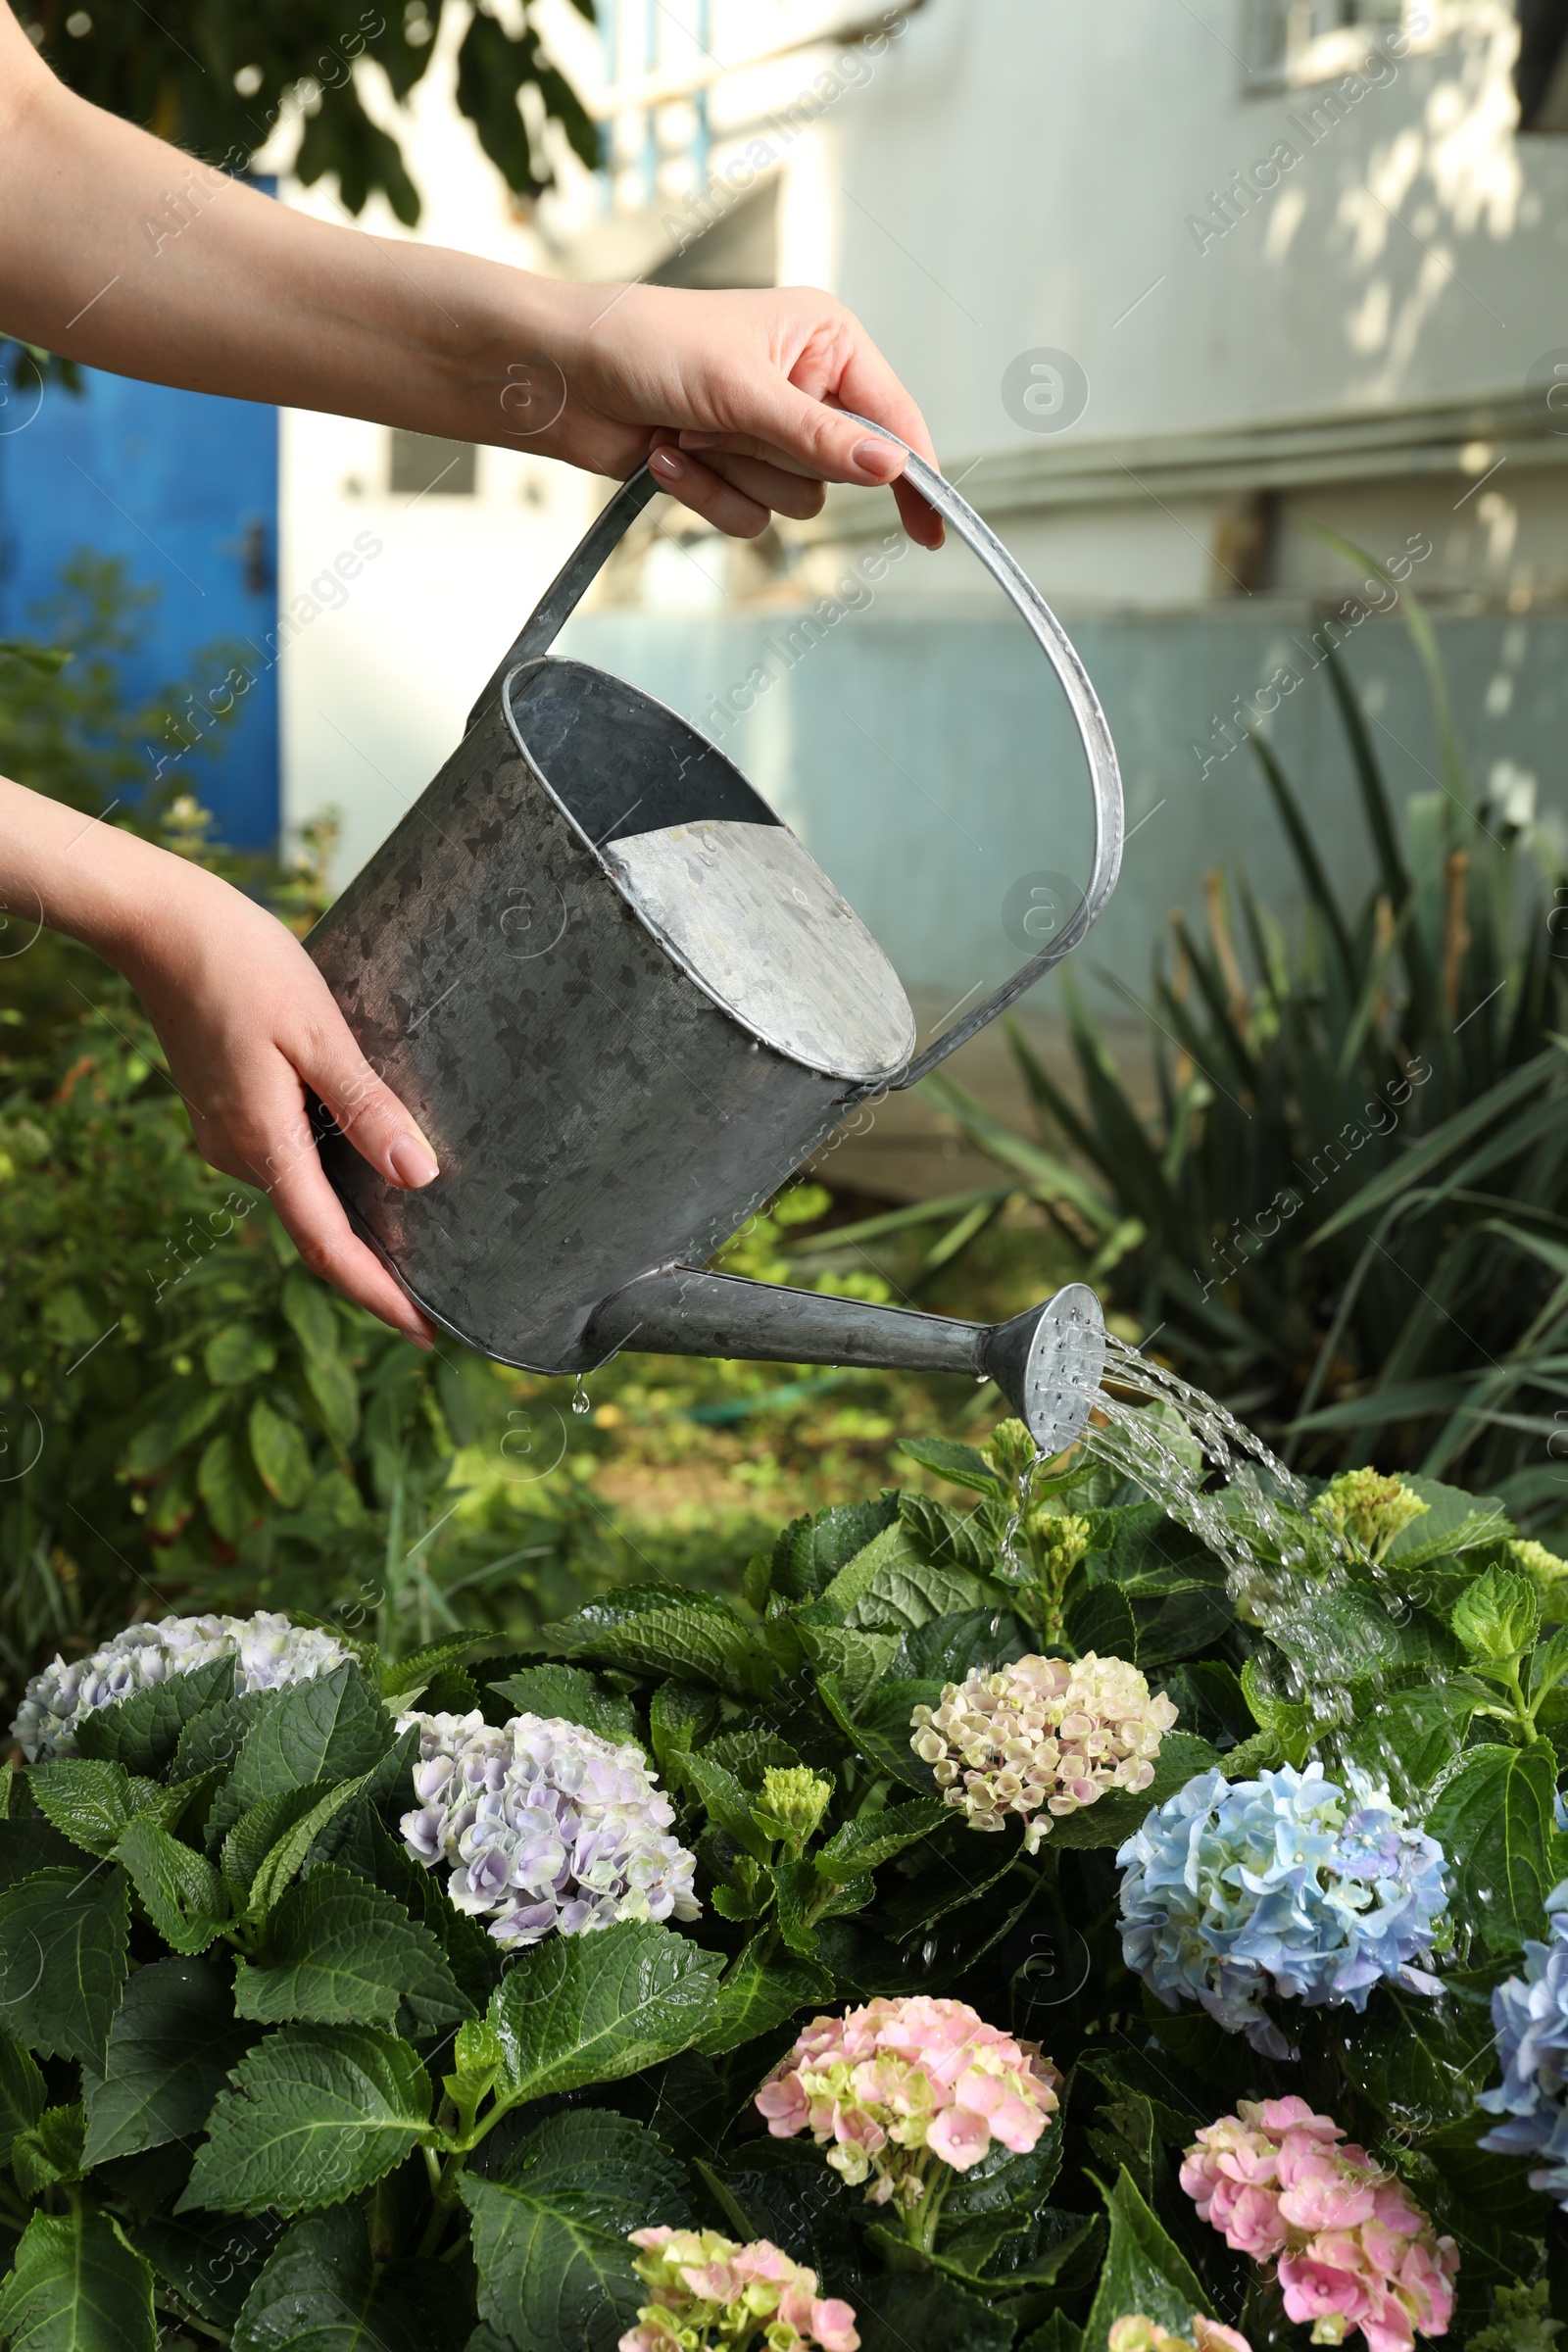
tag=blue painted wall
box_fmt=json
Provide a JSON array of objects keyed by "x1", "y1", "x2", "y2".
[{"x1": 0, "y1": 361, "x2": 279, "y2": 850}]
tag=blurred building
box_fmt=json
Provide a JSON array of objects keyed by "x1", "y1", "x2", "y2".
[{"x1": 9, "y1": 1, "x2": 1567, "y2": 1178}]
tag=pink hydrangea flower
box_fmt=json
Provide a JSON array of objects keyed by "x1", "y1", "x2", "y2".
[
  {"x1": 755, "y1": 1996, "x2": 1061, "y2": 2211},
  {"x1": 620, "y1": 2229, "x2": 858, "y2": 2352},
  {"x1": 1182, "y1": 2102, "x2": 1458, "y2": 2352},
  {"x1": 1108, "y1": 2321, "x2": 1252, "y2": 2352}
]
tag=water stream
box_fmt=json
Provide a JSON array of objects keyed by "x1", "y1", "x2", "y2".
[{"x1": 1032, "y1": 1332, "x2": 1422, "y2": 1751}]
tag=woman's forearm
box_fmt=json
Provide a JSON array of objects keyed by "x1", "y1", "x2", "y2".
[
  {"x1": 0, "y1": 14, "x2": 560, "y2": 451},
  {"x1": 0, "y1": 775, "x2": 219, "y2": 982}
]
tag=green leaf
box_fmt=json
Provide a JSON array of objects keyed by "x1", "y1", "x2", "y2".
[
  {"x1": 897, "y1": 1438, "x2": 1004, "y2": 1497},
  {"x1": 680, "y1": 1748, "x2": 773, "y2": 1863},
  {"x1": 697, "y1": 1949, "x2": 834, "y2": 2057},
  {"x1": 815, "y1": 1797, "x2": 949, "y2": 1884},
  {"x1": 280, "y1": 1271, "x2": 339, "y2": 1366},
  {"x1": 1046, "y1": 1731, "x2": 1224, "y2": 1850},
  {"x1": 0, "y1": 2209, "x2": 157, "y2": 2352},
  {"x1": 126, "y1": 2214, "x2": 283, "y2": 2332},
  {"x1": 792, "y1": 1619, "x2": 901, "y2": 1710},
  {"x1": 12, "y1": 2105, "x2": 85, "y2": 2198},
  {"x1": 28, "y1": 1761, "x2": 161, "y2": 1858},
  {"x1": 221, "y1": 1782, "x2": 339, "y2": 1897},
  {"x1": 855, "y1": 2273, "x2": 1013, "y2": 2352},
  {"x1": 75, "y1": 1654, "x2": 238, "y2": 1777},
  {"x1": 772, "y1": 1495, "x2": 901, "y2": 1601},
  {"x1": 0, "y1": 1817, "x2": 75, "y2": 1891},
  {"x1": 1343, "y1": 1680, "x2": 1480, "y2": 1804},
  {"x1": 1064, "y1": 1578, "x2": 1139, "y2": 1661},
  {"x1": 542, "y1": 1585, "x2": 766, "y2": 1697},
  {"x1": 197, "y1": 1430, "x2": 256, "y2": 1544},
  {"x1": 248, "y1": 1396, "x2": 314, "y2": 1507},
  {"x1": 223, "y1": 1663, "x2": 392, "y2": 1813},
  {"x1": 173, "y1": 1685, "x2": 274, "y2": 1782},
  {"x1": 205, "y1": 1321, "x2": 277, "y2": 1388},
  {"x1": 770, "y1": 1859, "x2": 821, "y2": 1957},
  {"x1": 303, "y1": 1350, "x2": 361, "y2": 1449},
  {"x1": 815, "y1": 1674, "x2": 943, "y2": 1793},
  {"x1": 648, "y1": 1684, "x2": 721, "y2": 1788},
  {"x1": 246, "y1": 1774, "x2": 379, "y2": 1917},
  {"x1": 233, "y1": 1864, "x2": 468, "y2": 2037},
  {"x1": 485, "y1": 1663, "x2": 640, "y2": 1742},
  {"x1": 1450, "y1": 1566, "x2": 1541, "y2": 1664},
  {"x1": 0, "y1": 1863, "x2": 129, "y2": 2066},
  {"x1": 230, "y1": 2206, "x2": 466, "y2": 2352},
  {"x1": 461, "y1": 2111, "x2": 688, "y2": 2352},
  {"x1": 178, "y1": 2025, "x2": 431, "y2": 2217},
  {"x1": 1082, "y1": 2166, "x2": 1204, "y2": 2348},
  {"x1": 1241, "y1": 1655, "x2": 1326, "y2": 1768},
  {"x1": 115, "y1": 1819, "x2": 230, "y2": 1953},
  {"x1": 1426, "y1": 1740, "x2": 1561, "y2": 1954},
  {"x1": 487, "y1": 1920, "x2": 722, "y2": 2110},
  {"x1": 378, "y1": 1633, "x2": 490, "y2": 1698},
  {"x1": 0, "y1": 2028, "x2": 44, "y2": 2162},
  {"x1": 820, "y1": 1523, "x2": 989, "y2": 1632},
  {"x1": 82, "y1": 1955, "x2": 255, "y2": 2167}
]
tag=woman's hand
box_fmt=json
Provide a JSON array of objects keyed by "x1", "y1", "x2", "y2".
[
  {"x1": 537, "y1": 282, "x2": 945, "y2": 547},
  {"x1": 0, "y1": 781, "x2": 438, "y2": 1348}
]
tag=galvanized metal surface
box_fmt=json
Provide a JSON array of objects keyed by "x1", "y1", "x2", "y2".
[
  {"x1": 586, "y1": 1270, "x2": 1107, "y2": 1455},
  {"x1": 604, "y1": 819, "x2": 914, "y2": 1082},
  {"x1": 308, "y1": 439, "x2": 1122, "y2": 1411}
]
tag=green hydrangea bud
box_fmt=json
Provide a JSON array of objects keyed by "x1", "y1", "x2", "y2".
[
  {"x1": 1512, "y1": 1537, "x2": 1568, "y2": 1597},
  {"x1": 985, "y1": 1417, "x2": 1039, "y2": 1487},
  {"x1": 1025, "y1": 1510, "x2": 1091, "y2": 1571},
  {"x1": 756, "y1": 1766, "x2": 833, "y2": 1842},
  {"x1": 1311, "y1": 1468, "x2": 1429, "y2": 1563}
]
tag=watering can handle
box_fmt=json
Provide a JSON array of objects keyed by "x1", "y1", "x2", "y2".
[{"x1": 466, "y1": 416, "x2": 1123, "y2": 1089}]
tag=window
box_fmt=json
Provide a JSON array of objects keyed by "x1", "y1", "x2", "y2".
[
  {"x1": 388, "y1": 430, "x2": 476, "y2": 497},
  {"x1": 1245, "y1": 0, "x2": 1407, "y2": 79}
]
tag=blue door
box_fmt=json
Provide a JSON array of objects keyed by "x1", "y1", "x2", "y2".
[{"x1": 0, "y1": 362, "x2": 279, "y2": 851}]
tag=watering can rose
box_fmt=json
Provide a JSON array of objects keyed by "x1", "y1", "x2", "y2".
[
  {"x1": 909, "y1": 1651, "x2": 1177, "y2": 1849},
  {"x1": 1182, "y1": 2098, "x2": 1457, "y2": 2351},
  {"x1": 755, "y1": 1996, "x2": 1060, "y2": 2211},
  {"x1": 1117, "y1": 1761, "x2": 1449, "y2": 2056},
  {"x1": 398, "y1": 1707, "x2": 698, "y2": 1943}
]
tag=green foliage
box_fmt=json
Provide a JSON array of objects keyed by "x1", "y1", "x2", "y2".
[
  {"x1": 16, "y1": 0, "x2": 597, "y2": 228},
  {"x1": 0, "y1": 1399, "x2": 1561, "y2": 2343},
  {"x1": 917, "y1": 594, "x2": 1568, "y2": 1514}
]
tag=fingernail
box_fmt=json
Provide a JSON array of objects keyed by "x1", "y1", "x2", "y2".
[
  {"x1": 650, "y1": 447, "x2": 685, "y2": 479},
  {"x1": 851, "y1": 436, "x2": 901, "y2": 481},
  {"x1": 404, "y1": 1326, "x2": 434, "y2": 1352},
  {"x1": 389, "y1": 1135, "x2": 439, "y2": 1188}
]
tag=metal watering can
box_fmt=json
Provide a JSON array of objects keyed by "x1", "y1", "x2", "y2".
[{"x1": 306, "y1": 423, "x2": 1124, "y2": 1456}]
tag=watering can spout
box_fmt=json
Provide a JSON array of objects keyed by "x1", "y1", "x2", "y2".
[{"x1": 583, "y1": 1271, "x2": 1107, "y2": 1460}]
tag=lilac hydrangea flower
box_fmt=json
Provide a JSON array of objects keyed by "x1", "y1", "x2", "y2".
[
  {"x1": 12, "y1": 1611, "x2": 357, "y2": 1762},
  {"x1": 1477, "y1": 1883, "x2": 1568, "y2": 2201},
  {"x1": 398, "y1": 1708, "x2": 700, "y2": 1946},
  {"x1": 1116, "y1": 1761, "x2": 1450, "y2": 2058}
]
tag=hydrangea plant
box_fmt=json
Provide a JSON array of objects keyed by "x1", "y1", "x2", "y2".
[
  {"x1": 12, "y1": 1609, "x2": 357, "y2": 1760},
  {"x1": 0, "y1": 1434, "x2": 1558, "y2": 2352},
  {"x1": 1181, "y1": 2097, "x2": 1458, "y2": 2350},
  {"x1": 1116, "y1": 1761, "x2": 1450, "y2": 2056},
  {"x1": 398, "y1": 1706, "x2": 699, "y2": 1943},
  {"x1": 1477, "y1": 1883, "x2": 1568, "y2": 2199},
  {"x1": 909, "y1": 1651, "x2": 1178, "y2": 1849}
]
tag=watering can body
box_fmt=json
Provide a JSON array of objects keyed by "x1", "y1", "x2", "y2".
[{"x1": 307, "y1": 427, "x2": 1125, "y2": 1454}]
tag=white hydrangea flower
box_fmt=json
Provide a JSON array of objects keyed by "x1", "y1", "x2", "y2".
[
  {"x1": 12, "y1": 1611, "x2": 358, "y2": 1762},
  {"x1": 398, "y1": 1707, "x2": 700, "y2": 1946},
  {"x1": 910, "y1": 1651, "x2": 1179, "y2": 1854}
]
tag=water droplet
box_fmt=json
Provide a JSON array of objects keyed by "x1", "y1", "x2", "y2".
[
  {"x1": 920, "y1": 1937, "x2": 938, "y2": 1968},
  {"x1": 570, "y1": 1378, "x2": 590, "y2": 1418}
]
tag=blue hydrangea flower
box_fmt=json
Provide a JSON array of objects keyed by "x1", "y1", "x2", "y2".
[
  {"x1": 1477, "y1": 1881, "x2": 1568, "y2": 2202},
  {"x1": 1115, "y1": 1761, "x2": 1450, "y2": 2058}
]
